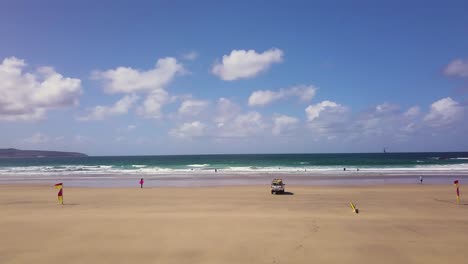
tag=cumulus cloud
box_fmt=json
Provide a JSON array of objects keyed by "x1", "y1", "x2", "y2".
[
  {"x1": 305, "y1": 100, "x2": 349, "y2": 138},
  {"x1": 248, "y1": 85, "x2": 317, "y2": 106},
  {"x1": 444, "y1": 59, "x2": 468, "y2": 77},
  {"x1": 305, "y1": 100, "x2": 346, "y2": 121},
  {"x1": 272, "y1": 115, "x2": 299, "y2": 136},
  {"x1": 0, "y1": 57, "x2": 82, "y2": 121},
  {"x1": 355, "y1": 104, "x2": 404, "y2": 138},
  {"x1": 136, "y1": 89, "x2": 170, "y2": 119},
  {"x1": 404, "y1": 106, "x2": 420, "y2": 119},
  {"x1": 212, "y1": 48, "x2": 283, "y2": 81},
  {"x1": 424, "y1": 97, "x2": 463, "y2": 127},
  {"x1": 178, "y1": 99, "x2": 209, "y2": 116},
  {"x1": 375, "y1": 103, "x2": 400, "y2": 114},
  {"x1": 217, "y1": 112, "x2": 266, "y2": 137},
  {"x1": 170, "y1": 121, "x2": 207, "y2": 138},
  {"x1": 87, "y1": 57, "x2": 185, "y2": 120},
  {"x1": 182, "y1": 51, "x2": 198, "y2": 61},
  {"x1": 214, "y1": 98, "x2": 241, "y2": 125},
  {"x1": 248, "y1": 90, "x2": 278, "y2": 106},
  {"x1": 78, "y1": 95, "x2": 139, "y2": 121},
  {"x1": 92, "y1": 57, "x2": 185, "y2": 93}
]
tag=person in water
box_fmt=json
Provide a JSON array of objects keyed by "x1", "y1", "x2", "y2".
[
  {"x1": 139, "y1": 178, "x2": 144, "y2": 188},
  {"x1": 419, "y1": 176, "x2": 423, "y2": 184}
]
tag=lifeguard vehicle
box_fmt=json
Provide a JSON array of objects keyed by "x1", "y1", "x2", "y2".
[{"x1": 271, "y1": 178, "x2": 285, "y2": 194}]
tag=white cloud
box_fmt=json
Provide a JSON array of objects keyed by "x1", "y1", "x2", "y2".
[
  {"x1": 404, "y1": 106, "x2": 420, "y2": 119},
  {"x1": 217, "y1": 112, "x2": 266, "y2": 137},
  {"x1": 272, "y1": 115, "x2": 299, "y2": 136},
  {"x1": 305, "y1": 100, "x2": 350, "y2": 138},
  {"x1": 424, "y1": 97, "x2": 463, "y2": 127},
  {"x1": 0, "y1": 57, "x2": 82, "y2": 121},
  {"x1": 136, "y1": 89, "x2": 169, "y2": 119},
  {"x1": 214, "y1": 98, "x2": 241, "y2": 125},
  {"x1": 127, "y1": 125, "x2": 136, "y2": 130},
  {"x1": 248, "y1": 90, "x2": 279, "y2": 106},
  {"x1": 444, "y1": 59, "x2": 468, "y2": 77},
  {"x1": 92, "y1": 57, "x2": 185, "y2": 94},
  {"x1": 355, "y1": 105, "x2": 402, "y2": 138},
  {"x1": 212, "y1": 48, "x2": 283, "y2": 81},
  {"x1": 401, "y1": 122, "x2": 416, "y2": 133},
  {"x1": 170, "y1": 121, "x2": 207, "y2": 138},
  {"x1": 248, "y1": 85, "x2": 317, "y2": 106},
  {"x1": 305, "y1": 100, "x2": 345, "y2": 121},
  {"x1": 178, "y1": 99, "x2": 209, "y2": 116},
  {"x1": 182, "y1": 51, "x2": 198, "y2": 61},
  {"x1": 78, "y1": 95, "x2": 139, "y2": 121},
  {"x1": 290, "y1": 85, "x2": 317, "y2": 101},
  {"x1": 375, "y1": 103, "x2": 399, "y2": 114}
]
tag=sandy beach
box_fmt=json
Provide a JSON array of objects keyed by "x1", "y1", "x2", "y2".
[{"x1": 1, "y1": 184, "x2": 467, "y2": 264}]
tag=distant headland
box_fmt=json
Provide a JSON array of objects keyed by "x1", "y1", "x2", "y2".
[{"x1": 0, "y1": 148, "x2": 87, "y2": 158}]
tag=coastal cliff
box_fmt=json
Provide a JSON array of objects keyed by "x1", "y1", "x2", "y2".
[{"x1": 0, "y1": 148, "x2": 87, "y2": 158}]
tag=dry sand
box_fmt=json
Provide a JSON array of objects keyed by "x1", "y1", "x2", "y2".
[{"x1": 1, "y1": 184, "x2": 467, "y2": 264}]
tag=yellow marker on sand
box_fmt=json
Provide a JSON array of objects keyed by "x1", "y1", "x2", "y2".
[{"x1": 350, "y1": 202, "x2": 358, "y2": 214}]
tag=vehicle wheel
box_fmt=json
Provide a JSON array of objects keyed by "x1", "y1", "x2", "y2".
[{"x1": 271, "y1": 190, "x2": 274, "y2": 194}]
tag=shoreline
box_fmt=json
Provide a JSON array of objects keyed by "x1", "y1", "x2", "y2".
[{"x1": 0, "y1": 172, "x2": 467, "y2": 187}]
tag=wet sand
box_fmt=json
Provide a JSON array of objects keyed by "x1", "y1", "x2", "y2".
[
  {"x1": 1, "y1": 172, "x2": 467, "y2": 187},
  {"x1": 1, "y1": 184, "x2": 467, "y2": 263}
]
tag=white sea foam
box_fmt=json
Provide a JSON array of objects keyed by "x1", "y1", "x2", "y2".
[
  {"x1": 1, "y1": 163, "x2": 468, "y2": 177},
  {"x1": 187, "y1": 164, "x2": 210, "y2": 167}
]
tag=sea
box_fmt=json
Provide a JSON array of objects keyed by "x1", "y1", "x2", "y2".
[{"x1": 1, "y1": 152, "x2": 468, "y2": 186}]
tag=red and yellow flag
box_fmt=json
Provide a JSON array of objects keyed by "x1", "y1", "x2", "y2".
[
  {"x1": 54, "y1": 183, "x2": 63, "y2": 204},
  {"x1": 454, "y1": 180, "x2": 460, "y2": 204}
]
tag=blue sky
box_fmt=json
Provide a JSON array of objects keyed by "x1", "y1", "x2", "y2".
[{"x1": 1, "y1": 0, "x2": 467, "y2": 155}]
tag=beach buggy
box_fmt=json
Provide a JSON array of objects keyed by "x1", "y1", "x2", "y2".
[{"x1": 271, "y1": 178, "x2": 285, "y2": 194}]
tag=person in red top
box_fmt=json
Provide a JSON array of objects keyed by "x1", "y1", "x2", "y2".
[{"x1": 139, "y1": 178, "x2": 144, "y2": 188}]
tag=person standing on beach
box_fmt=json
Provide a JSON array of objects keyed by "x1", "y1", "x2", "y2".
[
  {"x1": 139, "y1": 178, "x2": 144, "y2": 188},
  {"x1": 419, "y1": 176, "x2": 423, "y2": 184}
]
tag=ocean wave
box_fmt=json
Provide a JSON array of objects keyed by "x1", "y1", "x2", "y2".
[
  {"x1": 2, "y1": 163, "x2": 468, "y2": 176},
  {"x1": 187, "y1": 164, "x2": 210, "y2": 167}
]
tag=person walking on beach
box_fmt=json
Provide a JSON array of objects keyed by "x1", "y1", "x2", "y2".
[
  {"x1": 139, "y1": 178, "x2": 144, "y2": 188},
  {"x1": 419, "y1": 176, "x2": 423, "y2": 184}
]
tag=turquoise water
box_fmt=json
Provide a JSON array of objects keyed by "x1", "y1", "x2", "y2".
[{"x1": 1, "y1": 152, "x2": 468, "y2": 175}]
